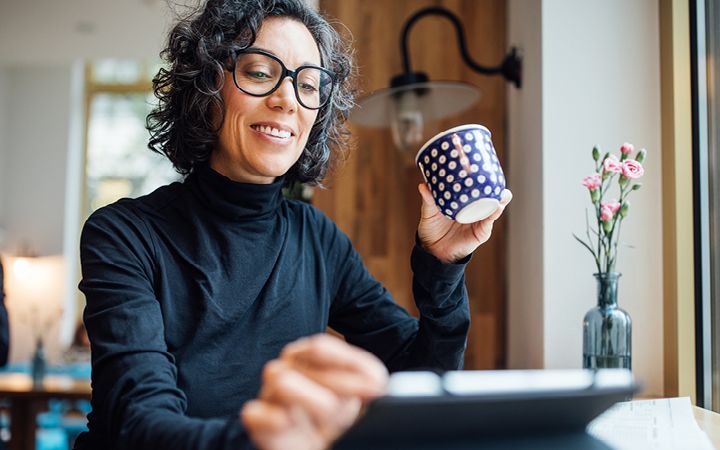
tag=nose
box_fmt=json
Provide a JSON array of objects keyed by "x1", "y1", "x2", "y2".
[{"x1": 266, "y1": 77, "x2": 297, "y2": 113}]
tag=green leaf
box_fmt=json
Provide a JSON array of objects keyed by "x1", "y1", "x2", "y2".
[
  {"x1": 573, "y1": 233, "x2": 597, "y2": 258},
  {"x1": 592, "y1": 146, "x2": 600, "y2": 161},
  {"x1": 632, "y1": 183, "x2": 642, "y2": 191}
]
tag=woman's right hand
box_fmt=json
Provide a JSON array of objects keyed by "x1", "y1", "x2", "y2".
[{"x1": 240, "y1": 334, "x2": 388, "y2": 450}]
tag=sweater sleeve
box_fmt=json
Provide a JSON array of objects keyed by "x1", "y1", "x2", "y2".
[
  {"x1": 78, "y1": 205, "x2": 254, "y2": 450},
  {"x1": 321, "y1": 212, "x2": 470, "y2": 372}
]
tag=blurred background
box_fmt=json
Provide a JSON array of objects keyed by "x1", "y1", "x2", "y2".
[{"x1": 0, "y1": 0, "x2": 715, "y2": 448}]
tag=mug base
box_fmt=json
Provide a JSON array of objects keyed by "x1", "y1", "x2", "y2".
[{"x1": 454, "y1": 198, "x2": 499, "y2": 224}]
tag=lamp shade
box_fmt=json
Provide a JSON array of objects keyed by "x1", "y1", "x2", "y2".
[
  {"x1": 2, "y1": 255, "x2": 65, "y2": 363},
  {"x1": 348, "y1": 5, "x2": 520, "y2": 151},
  {"x1": 350, "y1": 81, "x2": 481, "y2": 128}
]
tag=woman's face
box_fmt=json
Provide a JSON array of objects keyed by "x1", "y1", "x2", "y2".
[{"x1": 212, "y1": 17, "x2": 322, "y2": 184}]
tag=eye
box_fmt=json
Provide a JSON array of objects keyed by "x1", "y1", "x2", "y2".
[
  {"x1": 298, "y1": 82, "x2": 318, "y2": 92},
  {"x1": 246, "y1": 70, "x2": 272, "y2": 80},
  {"x1": 237, "y1": 60, "x2": 279, "y2": 83},
  {"x1": 298, "y1": 71, "x2": 320, "y2": 92}
]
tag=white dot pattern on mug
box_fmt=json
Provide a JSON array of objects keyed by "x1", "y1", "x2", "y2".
[{"x1": 416, "y1": 127, "x2": 506, "y2": 220}]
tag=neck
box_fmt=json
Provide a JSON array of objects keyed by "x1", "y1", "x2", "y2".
[{"x1": 594, "y1": 272, "x2": 620, "y2": 307}]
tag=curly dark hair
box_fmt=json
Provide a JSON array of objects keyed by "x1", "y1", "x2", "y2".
[{"x1": 147, "y1": 0, "x2": 354, "y2": 185}]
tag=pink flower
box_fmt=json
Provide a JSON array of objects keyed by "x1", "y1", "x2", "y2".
[
  {"x1": 620, "y1": 143, "x2": 634, "y2": 154},
  {"x1": 603, "y1": 155, "x2": 623, "y2": 173},
  {"x1": 600, "y1": 205, "x2": 614, "y2": 222},
  {"x1": 582, "y1": 174, "x2": 601, "y2": 190},
  {"x1": 602, "y1": 200, "x2": 621, "y2": 214},
  {"x1": 622, "y1": 159, "x2": 644, "y2": 179}
]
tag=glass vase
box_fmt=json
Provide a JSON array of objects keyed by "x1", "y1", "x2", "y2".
[
  {"x1": 32, "y1": 336, "x2": 46, "y2": 387},
  {"x1": 582, "y1": 272, "x2": 632, "y2": 370}
]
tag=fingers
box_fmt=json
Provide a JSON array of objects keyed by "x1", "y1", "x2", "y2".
[
  {"x1": 241, "y1": 399, "x2": 292, "y2": 433},
  {"x1": 241, "y1": 400, "x2": 324, "y2": 450},
  {"x1": 486, "y1": 189, "x2": 513, "y2": 221},
  {"x1": 500, "y1": 188, "x2": 513, "y2": 205},
  {"x1": 418, "y1": 183, "x2": 435, "y2": 206},
  {"x1": 260, "y1": 360, "x2": 344, "y2": 426},
  {"x1": 245, "y1": 340, "x2": 373, "y2": 450},
  {"x1": 417, "y1": 184, "x2": 443, "y2": 219},
  {"x1": 280, "y1": 334, "x2": 388, "y2": 399},
  {"x1": 287, "y1": 365, "x2": 385, "y2": 400}
]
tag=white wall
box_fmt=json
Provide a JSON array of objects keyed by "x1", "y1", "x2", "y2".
[
  {"x1": 2, "y1": 65, "x2": 73, "y2": 256},
  {"x1": 506, "y1": 0, "x2": 544, "y2": 369},
  {"x1": 508, "y1": 0, "x2": 664, "y2": 396},
  {"x1": 0, "y1": 0, "x2": 171, "y2": 65}
]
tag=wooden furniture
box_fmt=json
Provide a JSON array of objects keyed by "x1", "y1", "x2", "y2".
[
  {"x1": 694, "y1": 406, "x2": 720, "y2": 449},
  {"x1": 317, "y1": 0, "x2": 509, "y2": 372},
  {"x1": 0, "y1": 373, "x2": 91, "y2": 450}
]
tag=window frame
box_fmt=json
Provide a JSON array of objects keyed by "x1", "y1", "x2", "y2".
[{"x1": 691, "y1": 0, "x2": 720, "y2": 409}]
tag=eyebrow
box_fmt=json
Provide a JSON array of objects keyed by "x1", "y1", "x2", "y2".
[{"x1": 249, "y1": 46, "x2": 320, "y2": 67}]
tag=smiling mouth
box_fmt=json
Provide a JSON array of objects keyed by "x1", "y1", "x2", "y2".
[{"x1": 251, "y1": 124, "x2": 293, "y2": 139}]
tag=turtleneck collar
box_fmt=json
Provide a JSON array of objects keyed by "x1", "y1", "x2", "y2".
[{"x1": 185, "y1": 162, "x2": 285, "y2": 221}]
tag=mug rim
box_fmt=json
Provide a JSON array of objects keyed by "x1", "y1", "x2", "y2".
[{"x1": 414, "y1": 124, "x2": 491, "y2": 164}]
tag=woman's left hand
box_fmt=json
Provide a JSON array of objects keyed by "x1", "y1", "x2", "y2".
[{"x1": 417, "y1": 183, "x2": 513, "y2": 264}]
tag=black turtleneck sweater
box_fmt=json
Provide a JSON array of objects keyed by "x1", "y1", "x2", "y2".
[{"x1": 75, "y1": 163, "x2": 470, "y2": 450}]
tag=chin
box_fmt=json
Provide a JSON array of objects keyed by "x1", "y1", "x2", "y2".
[
  {"x1": 255, "y1": 163, "x2": 295, "y2": 180},
  {"x1": 262, "y1": 155, "x2": 302, "y2": 176}
]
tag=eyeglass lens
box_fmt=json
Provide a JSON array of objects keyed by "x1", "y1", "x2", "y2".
[{"x1": 234, "y1": 52, "x2": 333, "y2": 109}]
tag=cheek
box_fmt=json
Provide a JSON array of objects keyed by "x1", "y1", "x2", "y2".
[{"x1": 299, "y1": 111, "x2": 320, "y2": 144}]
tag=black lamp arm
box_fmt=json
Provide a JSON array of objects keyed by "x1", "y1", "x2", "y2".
[{"x1": 400, "y1": 6, "x2": 522, "y2": 88}]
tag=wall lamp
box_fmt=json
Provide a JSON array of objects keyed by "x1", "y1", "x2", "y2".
[{"x1": 350, "y1": 6, "x2": 522, "y2": 152}]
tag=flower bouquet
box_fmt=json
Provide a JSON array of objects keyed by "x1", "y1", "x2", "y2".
[
  {"x1": 575, "y1": 143, "x2": 646, "y2": 370},
  {"x1": 574, "y1": 143, "x2": 646, "y2": 273}
]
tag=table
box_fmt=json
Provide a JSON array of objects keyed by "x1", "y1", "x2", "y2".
[
  {"x1": 0, "y1": 373, "x2": 91, "y2": 450},
  {"x1": 0, "y1": 379, "x2": 716, "y2": 450},
  {"x1": 695, "y1": 406, "x2": 720, "y2": 449},
  {"x1": 337, "y1": 404, "x2": 720, "y2": 450}
]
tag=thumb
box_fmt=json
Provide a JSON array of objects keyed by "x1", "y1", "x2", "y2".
[{"x1": 418, "y1": 183, "x2": 438, "y2": 212}]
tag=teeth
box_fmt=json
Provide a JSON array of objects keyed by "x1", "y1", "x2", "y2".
[{"x1": 253, "y1": 125, "x2": 291, "y2": 138}]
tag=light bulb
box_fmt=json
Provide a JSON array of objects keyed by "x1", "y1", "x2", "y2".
[{"x1": 390, "y1": 90, "x2": 424, "y2": 152}]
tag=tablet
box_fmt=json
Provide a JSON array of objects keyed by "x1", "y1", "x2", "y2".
[{"x1": 335, "y1": 369, "x2": 636, "y2": 447}]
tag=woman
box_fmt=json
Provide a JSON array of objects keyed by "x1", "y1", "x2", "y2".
[{"x1": 76, "y1": 1, "x2": 511, "y2": 449}]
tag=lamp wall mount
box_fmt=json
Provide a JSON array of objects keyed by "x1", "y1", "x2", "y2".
[
  {"x1": 349, "y1": 4, "x2": 518, "y2": 151},
  {"x1": 397, "y1": 6, "x2": 522, "y2": 89}
]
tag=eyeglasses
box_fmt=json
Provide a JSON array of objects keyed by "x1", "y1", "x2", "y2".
[{"x1": 230, "y1": 48, "x2": 336, "y2": 110}]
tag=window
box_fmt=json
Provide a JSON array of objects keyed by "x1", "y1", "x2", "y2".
[
  {"x1": 84, "y1": 60, "x2": 181, "y2": 215},
  {"x1": 692, "y1": 0, "x2": 720, "y2": 409}
]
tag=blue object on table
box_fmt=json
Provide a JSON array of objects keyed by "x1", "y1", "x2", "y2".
[
  {"x1": 0, "y1": 362, "x2": 90, "y2": 380},
  {"x1": 36, "y1": 409, "x2": 68, "y2": 450}
]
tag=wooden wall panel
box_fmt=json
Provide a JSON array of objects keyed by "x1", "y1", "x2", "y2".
[{"x1": 316, "y1": 0, "x2": 508, "y2": 369}]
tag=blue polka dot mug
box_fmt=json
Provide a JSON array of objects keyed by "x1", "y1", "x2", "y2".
[{"x1": 415, "y1": 124, "x2": 506, "y2": 224}]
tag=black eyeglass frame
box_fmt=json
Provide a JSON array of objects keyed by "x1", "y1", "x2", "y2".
[{"x1": 230, "y1": 48, "x2": 336, "y2": 110}]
